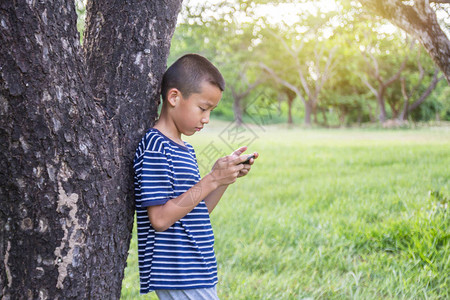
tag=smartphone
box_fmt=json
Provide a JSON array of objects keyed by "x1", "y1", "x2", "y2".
[{"x1": 240, "y1": 154, "x2": 255, "y2": 164}]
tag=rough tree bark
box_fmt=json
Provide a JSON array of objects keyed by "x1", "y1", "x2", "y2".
[
  {"x1": 358, "y1": 0, "x2": 450, "y2": 84},
  {"x1": 0, "y1": 0, "x2": 181, "y2": 299}
]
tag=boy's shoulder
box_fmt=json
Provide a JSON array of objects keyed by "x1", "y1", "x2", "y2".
[
  {"x1": 136, "y1": 128, "x2": 194, "y2": 156},
  {"x1": 135, "y1": 128, "x2": 167, "y2": 157},
  {"x1": 143, "y1": 128, "x2": 166, "y2": 148}
]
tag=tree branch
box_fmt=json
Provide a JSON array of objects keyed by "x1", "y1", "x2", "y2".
[
  {"x1": 359, "y1": 74, "x2": 379, "y2": 98},
  {"x1": 259, "y1": 62, "x2": 305, "y2": 104},
  {"x1": 407, "y1": 46, "x2": 425, "y2": 99},
  {"x1": 400, "y1": 77, "x2": 409, "y2": 101},
  {"x1": 358, "y1": 0, "x2": 450, "y2": 83},
  {"x1": 297, "y1": 66, "x2": 311, "y2": 98},
  {"x1": 429, "y1": 0, "x2": 450, "y2": 4},
  {"x1": 316, "y1": 46, "x2": 337, "y2": 98},
  {"x1": 408, "y1": 68, "x2": 444, "y2": 111},
  {"x1": 367, "y1": 50, "x2": 382, "y2": 82},
  {"x1": 266, "y1": 28, "x2": 302, "y2": 59},
  {"x1": 230, "y1": 69, "x2": 263, "y2": 99},
  {"x1": 384, "y1": 39, "x2": 414, "y2": 87},
  {"x1": 266, "y1": 28, "x2": 311, "y2": 97}
]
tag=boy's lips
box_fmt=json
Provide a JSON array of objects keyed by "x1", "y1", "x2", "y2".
[{"x1": 195, "y1": 127, "x2": 203, "y2": 131}]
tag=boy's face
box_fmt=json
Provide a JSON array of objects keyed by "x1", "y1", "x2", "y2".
[{"x1": 171, "y1": 81, "x2": 222, "y2": 136}]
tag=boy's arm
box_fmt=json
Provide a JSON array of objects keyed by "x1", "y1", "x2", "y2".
[
  {"x1": 204, "y1": 185, "x2": 229, "y2": 214},
  {"x1": 147, "y1": 174, "x2": 218, "y2": 232},
  {"x1": 203, "y1": 147, "x2": 258, "y2": 214},
  {"x1": 147, "y1": 155, "x2": 248, "y2": 232}
]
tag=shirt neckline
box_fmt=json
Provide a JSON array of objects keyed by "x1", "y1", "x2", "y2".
[{"x1": 151, "y1": 128, "x2": 189, "y2": 151}]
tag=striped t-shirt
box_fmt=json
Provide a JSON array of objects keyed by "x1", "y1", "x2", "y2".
[{"x1": 133, "y1": 128, "x2": 218, "y2": 294}]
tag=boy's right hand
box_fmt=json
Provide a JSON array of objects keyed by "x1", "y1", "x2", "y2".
[{"x1": 209, "y1": 154, "x2": 249, "y2": 187}]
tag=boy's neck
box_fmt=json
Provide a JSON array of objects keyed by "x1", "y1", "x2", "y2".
[{"x1": 153, "y1": 113, "x2": 183, "y2": 145}]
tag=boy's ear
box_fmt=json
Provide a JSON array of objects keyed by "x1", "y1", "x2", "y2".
[{"x1": 167, "y1": 88, "x2": 181, "y2": 107}]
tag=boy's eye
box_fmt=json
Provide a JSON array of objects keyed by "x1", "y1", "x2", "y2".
[{"x1": 199, "y1": 107, "x2": 206, "y2": 112}]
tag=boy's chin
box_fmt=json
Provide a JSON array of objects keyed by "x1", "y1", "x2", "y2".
[{"x1": 183, "y1": 130, "x2": 196, "y2": 136}]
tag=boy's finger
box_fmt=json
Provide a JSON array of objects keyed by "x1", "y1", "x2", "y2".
[
  {"x1": 248, "y1": 152, "x2": 259, "y2": 164},
  {"x1": 239, "y1": 169, "x2": 249, "y2": 176},
  {"x1": 242, "y1": 164, "x2": 251, "y2": 171},
  {"x1": 231, "y1": 146, "x2": 247, "y2": 156},
  {"x1": 235, "y1": 162, "x2": 246, "y2": 170},
  {"x1": 233, "y1": 155, "x2": 254, "y2": 166}
]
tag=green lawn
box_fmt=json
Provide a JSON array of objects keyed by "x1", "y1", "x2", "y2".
[{"x1": 121, "y1": 124, "x2": 449, "y2": 299}]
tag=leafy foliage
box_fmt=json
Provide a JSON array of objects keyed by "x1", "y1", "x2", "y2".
[
  {"x1": 74, "y1": 0, "x2": 448, "y2": 126},
  {"x1": 167, "y1": 0, "x2": 449, "y2": 126}
]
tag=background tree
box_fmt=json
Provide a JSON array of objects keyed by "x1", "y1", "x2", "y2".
[
  {"x1": 279, "y1": 86, "x2": 297, "y2": 125},
  {"x1": 170, "y1": 1, "x2": 268, "y2": 124},
  {"x1": 359, "y1": 37, "x2": 413, "y2": 122},
  {"x1": 0, "y1": 0, "x2": 181, "y2": 298},
  {"x1": 166, "y1": 0, "x2": 448, "y2": 127},
  {"x1": 230, "y1": 69, "x2": 263, "y2": 126},
  {"x1": 320, "y1": 14, "x2": 374, "y2": 126},
  {"x1": 329, "y1": 2, "x2": 446, "y2": 124},
  {"x1": 357, "y1": 0, "x2": 450, "y2": 83},
  {"x1": 398, "y1": 46, "x2": 445, "y2": 121},
  {"x1": 210, "y1": 18, "x2": 264, "y2": 126},
  {"x1": 259, "y1": 14, "x2": 338, "y2": 126}
]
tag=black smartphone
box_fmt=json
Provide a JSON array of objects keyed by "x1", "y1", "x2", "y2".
[{"x1": 240, "y1": 154, "x2": 255, "y2": 164}]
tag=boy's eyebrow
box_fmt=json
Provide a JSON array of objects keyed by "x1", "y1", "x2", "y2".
[{"x1": 201, "y1": 101, "x2": 217, "y2": 109}]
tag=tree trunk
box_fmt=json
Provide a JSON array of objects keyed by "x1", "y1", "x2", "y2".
[
  {"x1": 312, "y1": 105, "x2": 318, "y2": 125},
  {"x1": 338, "y1": 109, "x2": 347, "y2": 126},
  {"x1": 399, "y1": 98, "x2": 409, "y2": 121},
  {"x1": 287, "y1": 96, "x2": 294, "y2": 125},
  {"x1": 367, "y1": 102, "x2": 376, "y2": 123},
  {"x1": 377, "y1": 92, "x2": 387, "y2": 123},
  {"x1": 357, "y1": 110, "x2": 362, "y2": 126},
  {"x1": 399, "y1": 77, "x2": 410, "y2": 121},
  {"x1": 0, "y1": 1, "x2": 181, "y2": 299},
  {"x1": 233, "y1": 96, "x2": 243, "y2": 126},
  {"x1": 390, "y1": 101, "x2": 400, "y2": 120},
  {"x1": 360, "y1": 50, "x2": 406, "y2": 124},
  {"x1": 358, "y1": 0, "x2": 450, "y2": 84},
  {"x1": 304, "y1": 101, "x2": 313, "y2": 126},
  {"x1": 321, "y1": 108, "x2": 328, "y2": 127},
  {"x1": 435, "y1": 111, "x2": 440, "y2": 122}
]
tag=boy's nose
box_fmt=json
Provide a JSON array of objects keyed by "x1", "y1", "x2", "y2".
[{"x1": 202, "y1": 113, "x2": 210, "y2": 124}]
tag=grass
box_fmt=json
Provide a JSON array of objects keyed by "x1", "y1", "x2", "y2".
[{"x1": 121, "y1": 123, "x2": 449, "y2": 299}]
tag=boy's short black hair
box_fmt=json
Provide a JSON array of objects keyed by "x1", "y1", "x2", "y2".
[{"x1": 161, "y1": 54, "x2": 225, "y2": 101}]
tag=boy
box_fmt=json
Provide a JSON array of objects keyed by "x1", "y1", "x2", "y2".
[{"x1": 133, "y1": 54, "x2": 258, "y2": 299}]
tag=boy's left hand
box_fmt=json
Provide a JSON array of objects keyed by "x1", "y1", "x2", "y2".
[{"x1": 230, "y1": 146, "x2": 259, "y2": 178}]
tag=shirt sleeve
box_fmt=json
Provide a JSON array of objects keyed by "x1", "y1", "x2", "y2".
[{"x1": 137, "y1": 150, "x2": 173, "y2": 208}]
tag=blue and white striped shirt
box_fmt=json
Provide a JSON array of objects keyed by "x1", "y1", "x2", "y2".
[{"x1": 133, "y1": 128, "x2": 218, "y2": 294}]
